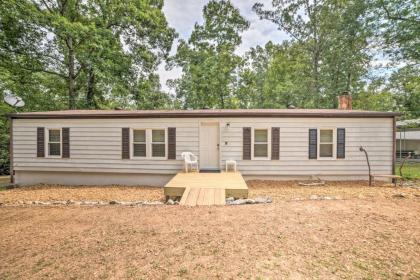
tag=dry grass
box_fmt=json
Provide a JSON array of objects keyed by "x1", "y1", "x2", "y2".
[
  {"x1": 0, "y1": 184, "x2": 163, "y2": 204},
  {"x1": 1, "y1": 181, "x2": 419, "y2": 204},
  {"x1": 0, "y1": 181, "x2": 419, "y2": 279},
  {"x1": 0, "y1": 200, "x2": 419, "y2": 279},
  {"x1": 249, "y1": 180, "x2": 420, "y2": 201}
]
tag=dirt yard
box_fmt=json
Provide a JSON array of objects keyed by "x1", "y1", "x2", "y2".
[
  {"x1": 0, "y1": 181, "x2": 419, "y2": 279},
  {"x1": 1, "y1": 180, "x2": 419, "y2": 204}
]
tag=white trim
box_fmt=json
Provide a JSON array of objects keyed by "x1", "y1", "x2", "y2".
[
  {"x1": 45, "y1": 128, "x2": 62, "y2": 158},
  {"x1": 251, "y1": 127, "x2": 271, "y2": 160},
  {"x1": 130, "y1": 127, "x2": 168, "y2": 160},
  {"x1": 131, "y1": 129, "x2": 147, "y2": 159},
  {"x1": 151, "y1": 129, "x2": 167, "y2": 159},
  {"x1": 318, "y1": 128, "x2": 336, "y2": 160}
]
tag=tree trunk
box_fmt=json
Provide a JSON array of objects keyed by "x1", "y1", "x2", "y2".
[
  {"x1": 86, "y1": 66, "x2": 96, "y2": 108},
  {"x1": 345, "y1": 72, "x2": 351, "y2": 92},
  {"x1": 309, "y1": 0, "x2": 321, "y2": 107},
  {"x1": 219, "y1": 91, "x2": 225, "y2": 109},
  {"x1": 67, "y1": 37, "x2": 76, "y2": 109},
  {"x1": 312, "y1": 48, "x2": 321, "y2": 106}
]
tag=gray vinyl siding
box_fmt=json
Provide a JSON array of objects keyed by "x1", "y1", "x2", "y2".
[
  {"x1": 13, "y1": 119, "x2": 199, "y2": 174},
  {"x1": 12, "y1": 117, "x2": 393, "y2": 178},
  {"x1": 219, "y1": 118, "x2": 393, "y2": 176}
]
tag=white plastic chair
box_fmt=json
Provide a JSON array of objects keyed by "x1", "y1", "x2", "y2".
[{"x1": 181, "y1": 152, "x2": 199, "y2": 173}]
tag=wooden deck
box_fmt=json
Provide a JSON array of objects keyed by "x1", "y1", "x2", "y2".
[{"x1": 164, "y1": 172, "x2": 248, "y2": 206}]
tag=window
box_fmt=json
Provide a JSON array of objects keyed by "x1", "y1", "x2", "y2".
[
  {"x1": 254, "y1": 129, "x2": 268, "y2": 158},
  {"x1": 48, "y1": 129, "x2": 61, "y2": 156},
  {"x1": 319, "y1": 129, "x2": 333, "y2": 157},
  {"x1": 131, "y1": 129, "x2": 167, "y2": 158},
  {"x1": 133, "y1": 130, "x2": 146, "y2": 157},
  {"x1": 152, "y1": 129, "x2": 166, "y2": 157}
]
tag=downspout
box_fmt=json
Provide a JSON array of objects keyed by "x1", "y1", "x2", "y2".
[
  {"x1": 392, "y1": 116, "x2": 396, "y2": 176},
  {"x1": 9, "y1": 116, "x2": 14, "y2": 184}
]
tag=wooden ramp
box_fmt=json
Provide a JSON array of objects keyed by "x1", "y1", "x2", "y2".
[
  {"x1": 180, "y1": 187, "x2": 226, "y2": 206},
  {"x1": 164, "y1": 172, "x2": 248, "y2": 206}
]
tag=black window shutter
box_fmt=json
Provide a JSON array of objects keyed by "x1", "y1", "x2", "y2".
[
  {"x1": 168, "y1": 127, "x2": 176, "y2": 159},
  {"x1": 243, "y1": 127, "x2": 251, "y2": 160},
  {"x1": 337, "y1": 128, "x2": 345, "y2": 159},
  {"x1": 62, "y1": 127, "x2": 70, "y2": 158},
  {"x1": 271, "y1": 127, "x2": 280, "y2": 160},
  {"x1": 308, "y1": 129, "x2": 317, "y2": 159},
  {"x1": 37, "y1": 127, "x2": 45, "y2": 157},
  {"x1": 122, "y1": 128, "x2": 130, "y2": 159}
]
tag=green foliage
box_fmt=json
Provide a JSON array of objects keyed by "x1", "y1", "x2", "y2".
[
  {"x1": 396, "y1": 163, "x2": 420, "y2": 180},
  {"x1": 388, "y1": 65, "x2": 420, "y2": 118},
  {"x1": 253, "y1": 0, "x2": 372, "y2": 107},
  {"x1": 0, "y1": 0, "x2": 177, "y2": 110},
  {"x1": 235, "y1": 41, "x2": 313, "y2": 108},
  {"x1": 353, "y1": 91, "x2": 396, "y2": 112},
  {"x1": 368, "y1": 0, "x2": 420, "y2": 61},
  {"x1": 168, "y1": 0, "x2": 249, "y2": 109}
]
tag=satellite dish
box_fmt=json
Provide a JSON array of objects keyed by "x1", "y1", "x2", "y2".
[{"x1": 3, "y1": 91, "x2": 25, "y2": 108}]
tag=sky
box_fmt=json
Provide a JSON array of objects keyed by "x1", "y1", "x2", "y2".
[{"x1": 158, "y1": 0, "x2": 290, "y2": 93}]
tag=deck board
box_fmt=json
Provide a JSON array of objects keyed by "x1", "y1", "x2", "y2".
[
  {"x1": 196, "y1": 188, "x2": 206, "y2": 205},
  {"x1": 179, "y1": 187, "x2": 191, "y2": 205},
  {"x1": 180, "y1": 187, "x2": 227, "y2": 206},
  {"x1": 186, "y1": 188, "x2": 200, "y2": 206}
]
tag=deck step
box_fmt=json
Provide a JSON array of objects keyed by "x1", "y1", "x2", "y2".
[
  {"x1": 180, "y1": 187, "x2": 226, "y2": 206},
  {"x1": 185, "y1": 187, "x2": 200, "y2": 206}
]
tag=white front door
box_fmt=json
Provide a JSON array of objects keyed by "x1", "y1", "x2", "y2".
[{"x1": 199, "y1": 122, "x2": 219, "y2": 170}]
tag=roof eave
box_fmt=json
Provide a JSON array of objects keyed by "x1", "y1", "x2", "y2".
[{"x1": 7, "y1": 111, "x2": 402, "y2": 119}]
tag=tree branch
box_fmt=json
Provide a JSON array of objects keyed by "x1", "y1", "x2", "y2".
[
  {"x1": 16, "y1": 64, "x2": 67, "y2": 78},
  {"x1": 40, "y1": 0, "x2": 54, "y2": 13},
  {"x1": 382, "y1": 3, "x2": 419, "y2": 23}
]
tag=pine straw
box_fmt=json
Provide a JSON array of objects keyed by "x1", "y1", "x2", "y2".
[
  {"x1": 248, "y1": 180, "x2": 420, "y2": 201},
  {"x1": 0, "y1": 181, "x2": 419, "y2": 205},
  {"x1": 0, "y1": 184, "x2": 164, "y2": 204}
]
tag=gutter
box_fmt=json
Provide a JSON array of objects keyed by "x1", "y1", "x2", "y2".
[{"x1": 7, "y1": 111, "x2": 402, "y2": 119}]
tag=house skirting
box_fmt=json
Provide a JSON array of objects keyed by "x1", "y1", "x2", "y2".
[
  {"x1": 14, "y1": 171, "x2": 174, "y2": 187},
  {"x1": 13, "y1": 170, "x2": 389, "y2": 187},
  {"x1": 243, "y1": 175, "x2": 389, "y2": 182}
]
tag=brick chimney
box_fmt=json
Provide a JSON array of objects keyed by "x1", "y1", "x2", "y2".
[{"x1": 338, "y1": 91, "x2": 352, "y2": 110}]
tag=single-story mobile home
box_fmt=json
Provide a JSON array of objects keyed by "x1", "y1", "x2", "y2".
[{"x1": 8, "y1": 107, "x2": 400, "y2": 186}]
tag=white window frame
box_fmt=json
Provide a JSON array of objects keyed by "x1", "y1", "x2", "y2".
[
  {"x1": 132, "y1": 129, "x2": 147, "y2": 158},
  {"x1": 318, "y1": 128, "x2": 336, "y2": 160},
  {"x1": 46, "y1": 128, "x2": 62, "y2": 158},
  {"x1": 130, "y1": 128, "x2": 168, "y2": 160},
  {"x1": 251, "y1": 127, "x2": 271, "y2": 160},
  {"x1": 151, "y1": 129, "x2": 167, "y2": 159}
]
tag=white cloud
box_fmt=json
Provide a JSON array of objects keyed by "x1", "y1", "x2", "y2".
[{"x1": 159, "y1": 0, "x2": 289, "y2": 93}]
